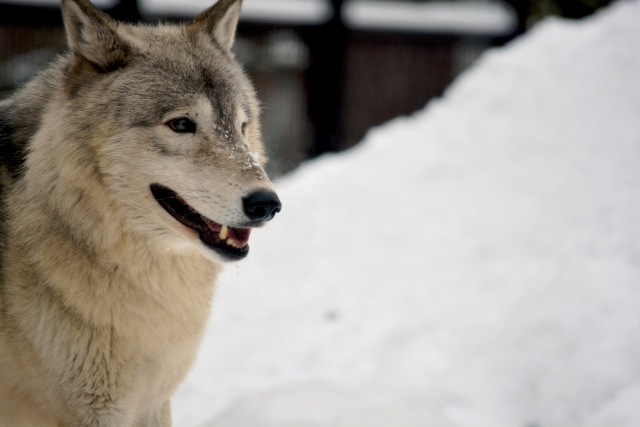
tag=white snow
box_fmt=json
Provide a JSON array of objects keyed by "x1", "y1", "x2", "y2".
[
  {"x1": 139, "y1": 0, "x2": 334, "y2": 24},
  {"x1": 173, "y1": 1, "x2": 640, "y2": 426},
  {"x1": 342, "y1": 0, "x2": 517, "y2": 36}
]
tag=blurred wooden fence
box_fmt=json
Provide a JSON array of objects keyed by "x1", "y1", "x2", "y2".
[{"x1": 0, "y1": 0, "x2": 516, "y2": 176}]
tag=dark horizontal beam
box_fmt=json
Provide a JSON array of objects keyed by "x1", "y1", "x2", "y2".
[
  {"x1": 0, "y1": 4, "x2": 62, "y2": 25},
  {"x1": 0, "y1": 0, "x2": 140, "y2": 25}
]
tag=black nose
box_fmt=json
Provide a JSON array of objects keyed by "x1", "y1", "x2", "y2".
[{"x1": 243, "y1": 190, "x2": 281, "y2": 222}]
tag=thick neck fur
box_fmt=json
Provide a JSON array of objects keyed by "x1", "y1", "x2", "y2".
[
  {"x1": 7, "y1": 61, "x2": 220, "y2": 325},
  {"x1": 0, "y1": 59, "x2": 221, "y2": 427}
]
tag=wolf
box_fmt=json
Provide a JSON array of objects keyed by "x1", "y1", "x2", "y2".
[{"x1": 0, "y1": 0, "x2": 281, "y2": 425}]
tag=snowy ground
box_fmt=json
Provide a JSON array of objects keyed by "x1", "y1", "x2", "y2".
[{"x1": 173, "y1": 1, "x2": 640, "y2": 426}]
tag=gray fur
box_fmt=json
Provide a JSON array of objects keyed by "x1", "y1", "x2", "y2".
[{"x1": 0, "y1": 0, "x2": 277, "y2": 426}]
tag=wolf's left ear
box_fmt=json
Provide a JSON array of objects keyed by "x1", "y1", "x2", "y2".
[
  {"x1": 61, "y1": 0, "x2": 129, "y2": 71},
  {"x1": 190, "y1": 0, "x2": 243, "y2": 52}
]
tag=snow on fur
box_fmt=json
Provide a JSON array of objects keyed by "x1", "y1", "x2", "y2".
[{"x1": 174, "y1": 1, "x2": 640, "y2": 426}]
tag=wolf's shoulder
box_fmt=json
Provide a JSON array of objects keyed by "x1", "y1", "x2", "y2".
[
  {"x1": 0, "y1": 97, "x2": 25, "y2": 184},
  {"x1": 0, "y1": 60, "x2": 66, "y2": 183}
]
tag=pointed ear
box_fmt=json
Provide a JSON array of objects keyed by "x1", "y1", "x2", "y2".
[
  {"x1": 61, "y1": 0, "x2": 130, "y2": 71},
  {"x1": 190, "y1": 0, "x2": 243, "y2": 52}
]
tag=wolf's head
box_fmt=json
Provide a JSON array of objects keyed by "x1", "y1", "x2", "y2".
[{"x1": 57, "y1": 0, "x2": 280, "y2": 262}]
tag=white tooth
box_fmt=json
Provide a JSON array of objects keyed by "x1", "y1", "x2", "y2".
[
  {"x1": 226, "y1": 238, "x2": 235, "y2": 247},
  {"x1": 219, "y1": 225, "x2": 228, "y2": 240}
]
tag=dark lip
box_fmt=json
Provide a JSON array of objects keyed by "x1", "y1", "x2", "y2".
[{"x1": 150, "y1": 183, "x2": 249, "y2": 261}]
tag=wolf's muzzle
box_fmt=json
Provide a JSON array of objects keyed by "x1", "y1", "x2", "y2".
[{"x1": 243, "y1": 190, "x2": 281, "y2": 222}]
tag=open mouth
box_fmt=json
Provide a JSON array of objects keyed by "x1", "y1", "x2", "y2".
[{"x1": 150, "y1": 183, "x2": 250, "y2": 260}]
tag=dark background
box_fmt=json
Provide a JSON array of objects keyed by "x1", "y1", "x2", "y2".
[{"x1": 0, "y1": 0, "x2": 611, "y2": 177}]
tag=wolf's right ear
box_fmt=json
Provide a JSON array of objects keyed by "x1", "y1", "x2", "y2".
[
  {"x1": 190, "y1": 0, "x2": 243, "y2": 52},
  {"x1": 61, "y1": 0, "x2": 129, "y2": 71}
]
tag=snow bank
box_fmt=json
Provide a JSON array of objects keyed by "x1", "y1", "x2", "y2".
[{"x1": 173, "y1": 1, "x2": 640, "y2": 426}]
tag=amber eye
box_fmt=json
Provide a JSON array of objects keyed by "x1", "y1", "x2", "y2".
[
  {"x1": 167, "y1": 117, "x2": 196, "y2": 133},
  {"x1": 241, "y1": 122, "x2": 248, "y2": 136}
]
